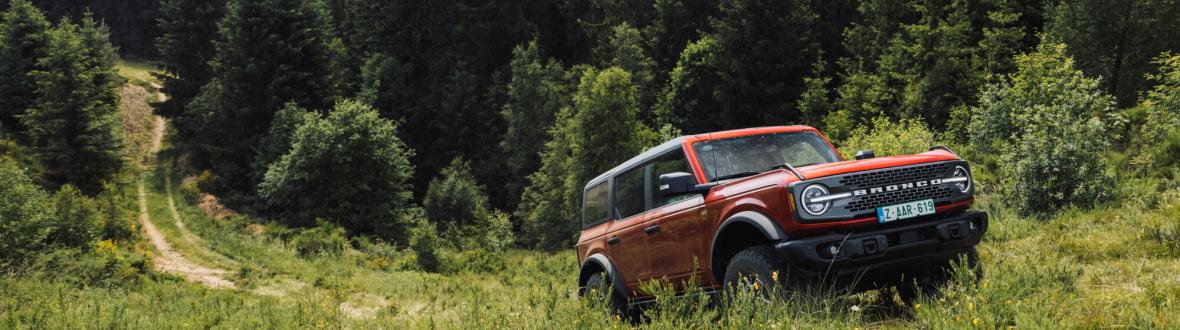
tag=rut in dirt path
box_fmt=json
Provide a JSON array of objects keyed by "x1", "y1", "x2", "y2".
[{"x1": 137, "y1": 115, "x2": 237, "y2": 289}]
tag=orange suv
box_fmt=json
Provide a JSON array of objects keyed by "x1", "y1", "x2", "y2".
[{"x1": 577, "y1": 126, "x2": 986, "y2": 313}]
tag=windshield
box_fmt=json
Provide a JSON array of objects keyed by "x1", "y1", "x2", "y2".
[{"x1": 692, "y1": 131, "x2": 841, "y2": 182}]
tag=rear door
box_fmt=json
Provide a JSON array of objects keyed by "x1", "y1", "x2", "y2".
[{"x1": 603, "y1": 166, "x2": 652, "y2": 294}]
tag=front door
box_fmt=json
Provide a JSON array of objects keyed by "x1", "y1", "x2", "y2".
[{"x1": 642, "y1": 151, "x2": 710, "y2": 289}]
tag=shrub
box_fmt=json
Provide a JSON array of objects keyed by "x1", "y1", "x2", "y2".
[
  {"x1": 406, "y1": 211, "x2": 442, "y2": 272},
  {"x1": 969, "y1": 43, "x2": 1114, "y2": 215},
  {"x1": 289, "y1": 221, "x2": 348, "y2": 258},
  {"x1": 258, "y1": 99, "x2": 415, "y2": 240},
  {"x1": 424, "y1": 158, "x2": 515, "y2": 250},
  {"x1": 424, "y1": 158, "x2": 489, "y2": 236},
  {"x1": 0, "y1": 158, "x2": 51, "y2": 268},
  {"x1": 838, "y1": 116, "x2": 939, "y2": 159},
  {"x1": 46, "y1": 185, "x2": 100, "y2": 250},
  {"x1": 94, "y1": 183, "x2": 136, "y2": 242}
]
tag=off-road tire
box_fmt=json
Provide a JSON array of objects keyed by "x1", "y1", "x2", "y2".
[
  {"x1": 897, "y1": 247, "x2": 981, "y2": 304},
  {"x1": 723, "y1": 245, "x2": 783, "y2": 300},
  {"x1": 585, "y1": 272, "x2": 627, "y2": 316}
]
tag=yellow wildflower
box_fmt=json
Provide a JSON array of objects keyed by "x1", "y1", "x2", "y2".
[
  {"x1": 772, "y1": 271, "x2": 779, "y2": 283},
  {"x1": 972, "y1": 317, "x2": 981, "y2": 326}
]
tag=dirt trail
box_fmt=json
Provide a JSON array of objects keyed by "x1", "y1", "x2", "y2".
[{"x1": 137, "y1": 109, "x2": 236, "y2": 289}]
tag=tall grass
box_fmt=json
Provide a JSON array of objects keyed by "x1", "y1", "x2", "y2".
[{"x1": 3, "y1": 140, "x2": 1180, "y2": 328}]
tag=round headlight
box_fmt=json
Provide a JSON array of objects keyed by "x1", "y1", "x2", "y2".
[
  {"x1": 952, "y1": 166, "x2": 971, "y2": 193},
  {"x1": 801, "y1": 184, "x2": 831, "y2": 216}
]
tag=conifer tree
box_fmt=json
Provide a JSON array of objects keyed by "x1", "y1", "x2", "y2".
[
  {"x1": 21, "y1": 17, "x2": 124, "y2": 194},
  {"x1": 1045, "y1": 0, "x2": 1180, "y2": 106},
  {"x1": 710, "y1": 0, "x2": 822, "y2": 126},
  {"x1": 191, "y1": 0, "x2": 337, "y2": 195},
  {"x1": 0, "y1": 0, "x2": 51, "y2": 134},
  {"x1": 155, "y1": 0, "x2": 225, "y2": 121}
]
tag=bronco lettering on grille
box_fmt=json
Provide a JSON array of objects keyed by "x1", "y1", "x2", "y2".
[{"x1": 852, "y1": 179, "x2": 943, "y2": 197}]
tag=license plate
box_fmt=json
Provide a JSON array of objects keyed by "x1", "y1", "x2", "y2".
[{"x1": 877, "y1": 199, "x2": 936, "y2": 223}]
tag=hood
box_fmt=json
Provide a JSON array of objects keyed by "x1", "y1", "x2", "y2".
[{"x1": 795, "y1": 149, "x2": 961, "y2": 180}]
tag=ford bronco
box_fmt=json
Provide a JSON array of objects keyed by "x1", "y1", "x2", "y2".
[{"x1": 577, "y1": 126, "x2": 986, "y2": 313}]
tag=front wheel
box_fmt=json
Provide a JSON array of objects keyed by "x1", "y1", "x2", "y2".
[{"x1": 723, "y1": 245, "x2": 784, "y2": 300}]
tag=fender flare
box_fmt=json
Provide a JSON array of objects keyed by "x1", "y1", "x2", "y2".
[
  {"x1": 579, "y1": 253, "x2": 629, "y2": 299},
  {"x1": 710, "y1": 211, "x2": 786, "y2": 269}
]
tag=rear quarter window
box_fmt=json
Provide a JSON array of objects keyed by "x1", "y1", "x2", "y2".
[{"x1": 583, "y1": 182, "x2": 610, "y2": 226}]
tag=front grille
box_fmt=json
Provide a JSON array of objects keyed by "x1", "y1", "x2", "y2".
[
  {"x1": 838, "y1": 163, "x2": 950, "y2": 188},
  {"x1": 839, "y1": 163, "x2": 955, "y2": 213},
  {"x1": 846, "y1": 185, "x2": 956, "y2": 212}
]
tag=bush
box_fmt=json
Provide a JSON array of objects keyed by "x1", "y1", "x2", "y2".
[
  {"x1": 838, "y1": 116, "x2": 939, "y2": 159},
  {"x1": 46, "y1": 185, "x2": 100, "y2": 250},
  {"x1": 0, "y1": 158, "x2": 51, "y2": 268},
  {"x1": 969, "y1": 43, "x2": 1114, "y2": 215},
  {"x1": 289, "y1": 222, "x2": 348, "y2": 258},
  {"x1": 258, "y1": 99, "x2": 415, "y2": 240},
  {"x1": 406, "y1": 211, "x2": 442, "y2": 272},
  {"x1": 424, "y1": 158, "x2": 489, "y2": 236},
  {"x1": 424, "y1": 158, "x2": 515, "y2": 250}
]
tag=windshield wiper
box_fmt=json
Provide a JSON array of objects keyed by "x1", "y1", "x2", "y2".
[
  {"x1": 766, "y1": 162, "x2": 808, "y2": 180},
  {"x1": 712, "y1": 171, "x2": 762, "y2": 182}
]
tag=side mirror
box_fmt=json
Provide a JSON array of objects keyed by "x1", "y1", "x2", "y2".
[
  {"x1": 855, "y1": 150, "x2": 876, "y2": 160},
  {"x1": 658, "y1": 172, "x2": 713, "y2": 196}
]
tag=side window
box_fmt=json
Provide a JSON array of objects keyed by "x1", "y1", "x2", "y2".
[
  {"x1": 650, "y1": 150, "x2": 693, "y2": 208},
  {"x1": 613, "y1": 166, "x2": 646, "y2": 220},
  {"x1": 583, "y1": 182, "x2": 610, "y2": 226}
]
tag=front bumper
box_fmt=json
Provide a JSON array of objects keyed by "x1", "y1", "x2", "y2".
[{"x1": 774, "y1": 210, "x2": 987, "y2": 289}]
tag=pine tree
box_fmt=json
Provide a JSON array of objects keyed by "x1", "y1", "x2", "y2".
[
  {"x1": 710, "y1": 0, "x2": 822, "y2": 126},
  {"x1": 500, "y1": 41, "x2": 568, "y2": 209},
  {"x1": 20, "y1": 17, "x2": 124, "y2": 194},
  {"x1": 0, "y1": 0, "x2": 51, "y2": 135},
  {"x1": 154, "y1": 0, "x2": 225, "y2": 120},
  {"x1": 191, "y1": 0, "x2": 338, "y2": 195},
  {"x1": 1045, "y1": 0, "x2": 1180, "y2": 106}
]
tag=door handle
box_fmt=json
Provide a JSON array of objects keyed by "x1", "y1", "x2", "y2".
[
  {"x1": 607, "y1": 236, "x2": 620, "y2": 245},
  {"x1": 644, "y1": 225, "x2": 661, "y2": 234}
]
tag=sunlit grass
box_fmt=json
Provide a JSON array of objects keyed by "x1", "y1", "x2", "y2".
[
  {"x1": 115, "y1": 59, "x2": 161, "y2": 87},
  {"x1": 3, "y1": 135, "x2": 1180, "y2": 328}
]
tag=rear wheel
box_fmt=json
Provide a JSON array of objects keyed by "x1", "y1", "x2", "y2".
[
  {"x1": 723, "y1": 245, "x2": 783, "y2": 301},
  {"x1": 584, "y1": 272, "x2": 627, "y2": 316},
  {"x1": 897, "y1": 247, "x2": 981, "y2": 305}
]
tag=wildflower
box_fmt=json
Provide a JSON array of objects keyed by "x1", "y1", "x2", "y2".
[
  {"x1": 772, "y1": 271, "x2": 779, "y2": 283},
  {"x1": 850, "y1": 305, "x2": 862, "y2": 312},
  {"x1": 913, "y1": 303, "x2": 921, "y2": 311},
  {"x1": 753, "y1": 281, "x2": 761, "y2": 291},
  {"x1": 968, "y1": 302, "x2": 974, "y2": 311},
  {"x1": 972, "y1": 317, "x2": 981, "y2": 326}
]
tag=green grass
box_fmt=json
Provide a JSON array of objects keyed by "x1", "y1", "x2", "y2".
[
  {"x1": 115, "y1": 59, "x2": 161, "y2": 87},
  {"x1": 2, "y1": 137, "x2": 1179, "y2": 328}
]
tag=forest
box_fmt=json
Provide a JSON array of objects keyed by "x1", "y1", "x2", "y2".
[{"x1": 1, "y1": 0, "x2": 1180, "y2": 328}]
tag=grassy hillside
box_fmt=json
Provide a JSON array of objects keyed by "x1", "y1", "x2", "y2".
[{"x1": 3, "y1": 126, "x2": 1179, "y2": 328}]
